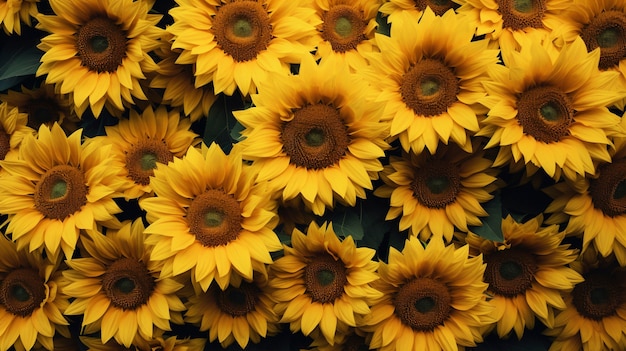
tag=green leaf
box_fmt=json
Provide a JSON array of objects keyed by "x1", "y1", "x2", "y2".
[
  {"x1": 375, "y1": 12, "x2": 391, "y2": 36},
  {"x1": 0, "y1": 32, "x2": 43, "y2": 91},
  {"x1": 331, "y1": 208, "x2": 364, "y2": 241},
  {"x1": 469, "y1": 191, "x2": 504, "y2": 242},
  {"x1": 203, "y1": 93, "x2": 243, "y2": 153},
  {"x1": 359, "y1": 195, "x2": 391, "y2": 250}
]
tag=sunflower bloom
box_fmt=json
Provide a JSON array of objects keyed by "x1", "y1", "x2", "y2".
[
  {"x1": 364, "y1": 237, "x2": 493, "y2": 351},
  {"x1": 61, "y1": 219, "x2": 186, "y2": 348},
  {"x1": 367, "y1": 8, "x2": 499, "y2": 154},
  {"x1": 479, "y1": 35, "x2": 625, "y2": 180},
  {"x1": 0, "y1": 123, "x2": 124, "y2": 259},
  {"x1": 140, "y1": 143, "x2": 281, "y2": 290},
  {"x1": 465, "y1": 215, "x2": 583, "y2": 339},
  {"x1": 0, "y1": 237, "x2": 70, "y2": 351},
  {"x1": 168, "y1": 0, "x2": 318, "y2": 96},
  {"x1": 375, "y1": 143, "x2": 499, "y2": 242},
  {"x1": 379, "y1": 0, "x2": 460, "y2": 23},
  {"x1": 269, "y1": 222, "x2": 381, "y2": 345},
  {"x1": 35, "y1": 0, "x2": 163, "y2": 117},
  {"x1": 0, "y1": 0, "x2": 38, "y2": 35},
  {"x1": 80, "y1": 334, "x2": 206, "y2": 351},
  {"x1": 0, "y1": 102, "x2": 33, "y2": 165},
  {"x1": 234, "y1": 57, "x2": 389, "y2": 216}
]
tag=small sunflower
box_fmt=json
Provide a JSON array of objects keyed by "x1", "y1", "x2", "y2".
[
  {"x1": 184, "y1": 274, "x2": 279, "y2": 348},
  {"x1": 0, "y1": 0, "x2": 38, "y2": 35},
  {"x1": 0, "y1": 102, "x2": 33, "y2": 165},
  {"x1": 80, "y1": 334, "x2": 206, "y2": 351},
  {"x1": 367, "y1": 8, "x2": 499, "y2": 154},
  {"x1": 364, "y1": 237, "x2": 493, "y2": 351},
  {"x1": 140, "y1": 142, "x2": 281, "y2": 290},
  {"x1": 61, "y1": 219, "x2": 186, "y2": 348},
  {"x1": 234, "y1": 57, "x2": 389, "y2": 216},
  {"x1": 379, "y1": 0, "x2": 460, "y2": 24},
  {"x1": 0, "y1": 123, "x2": 124, "y2": 260},
  {"x1": 375, "y1": 142, "x2": 499, "y2": 242},
  {"x1": 36, "y1": 0, "x2": 163, "y2": 117},
  {"x1": 93, "y1": 105, "x2": 199, "y2": 200},
  {"x1": 168, "y1": 0, "x2": 318, "y2": 96},
  {"x1": 465, "y1": 215, "x2": 583, "y2": 339},
  {"x1": 305, "y1": 327, "x2": 372, "y2": 351},
  {"x1": 269, "y1": 222, "x2": 381, "y2": 345},
  {"x1": 0, "y1": 236, "x2": 70, "y2": 351},
  {"x1": 478, "y1": 35, "x2": 625, "y2": 180}
]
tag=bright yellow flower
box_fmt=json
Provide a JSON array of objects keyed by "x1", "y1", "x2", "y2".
[
  {"x1": 140, "y1": 143, "x2": 281, "y2": 290},
  {"x1": 0, "y1": 0, "x2": 38, "y2": 35},
  {"x1": 36, "y1": 0, "x2": 163, "y2": 117},
  {"x1": 269, "y1": 222, "x2": 382, "y2": 345},
  {"x1": 0, "y1": 102, "x2": 33, "y2": 165}
]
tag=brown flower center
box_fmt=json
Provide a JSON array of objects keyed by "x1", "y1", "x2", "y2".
[
  {"x1": 0, "y1": 268, "x2": 46, "y2": 317},
  {"x1": 394, "y1": 278, "x2": 451, "y2": 331},
  {"x1": 344, "y1": 335, "x2": 369, "y2": 351},
  {"x1": 589, "y1": 158, "x2": 626, "y2": 217},
  {"x1": 213, "y1": 1, "x2": 273, "y2": 62},
  {"x1": 572, "y1": 270, "x2": 624, "y2": 320},
  {"x1": 484, "y1": 248, "x2": 537, "y2": 297},
  {"x1": 282, "y1": 103, "x2": 350, "y2": 169},
  {"x1": 495, "y1": 0, "x2": 546, "y2": 30},
  {"x1": 321, "y1": 5, "x2": 367, "y2": 53},
  {"x1": 413, "y1": 0, "x2": 459, "y2": 16},
  {"x1": 76, "y1": 17, "x2": 127, "y2": 73},
  {"x1": 516, "y1": 85, "x2": 574, "y2": 143},
  {"x1": 102, "y1": 258, "x2": 155, "y2": 310},
  {"x1": 0, "y1": 127, "x2": 10, "y2": 161},
  {"x1": 25, "y1": 99, "x2": 62, "y2": 130},
  {"x1": 304, "y1": 253, "x2": 347, "y2": 303},
  {"x1": 187, "y1": 189, "x2": 243, "y2": 247},
  {"x1": 215, "y1": 281, "x2": 259, "y2": 317},
  {"x1": 125, "y1": 138, "x2": 174, "y2": 186},
  {"x1": 580, "y1": 10, "x2": 626, "y2": 70},
  {"x1": 411, "y1": 159, "x2": 461, "y2": 208},
  {"x1": 34, "y1": 165, "x2": 88, "y2": 220},
  {"x1": 401, "y1": 59, "x2": 459, "y2": 117}
]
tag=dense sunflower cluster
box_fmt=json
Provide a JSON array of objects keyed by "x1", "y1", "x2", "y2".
[{"x1": 0, "y1": 0, "x2": 626, "y2": 350}]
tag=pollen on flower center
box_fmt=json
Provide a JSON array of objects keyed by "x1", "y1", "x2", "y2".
[
  {"x1": 126, "y1": 138, "x2": 174, "y2": 186},
  {"x1": 216, "y1": 282, "x2": 259, "y2": 317},
  {"x1": 304, "y1": 253, "x2": 347, "y2": 303},
  {"x1": 102, "y1": 258, "x2": 155, "y2": 310},
  {"x1": 580, "y1": 10, "x2": 626, "y2": 70},
  {"x1": 34, "y1": 164, "x2": 88, "y2": 220},
  {"x1": 411, "y1": 160, "x2": 461, "y2": 208},
  {"x1": 484, "y1": 248, "x2": 538, "y2": 297},
  {"x1": 572, "y1": 271, "x2": 624, "y2": 320},
  {"x1": 213, "y1": 1, "x2": 273, "y2": 62},
  {"x1": 401, "y1": 59, "x2": 459, "y2": 117},
  {"x1": 0, "y1": 127, "x2": 10, "y2": 161},
  {"x1": 495, "y1": 0, "x2": 546, "y2": 30},
  {"x1": 76, "y1": 17, "x2": 127, "y2": 73},
  {"x1": 282, "y1": 103, "x2": 350, "y2": 169},
  {"x1": 187, "y1": 189, "x2": 243, "y2": 247},
  {"x1": 413, "y1": 0, "x2": 459, "y2": 15},
  {"x1": 394, "y1": 278, "x2": 452, "y2": 331},
  {"x1": 516, "y1": 85, "x2": 573, "y2": 143},
  {"x1": 321, "y1": 5, "x2": 366, "y2": 53},
  {"x1": 0, "y1": 268, "x2": 46, "y2": 317},
  {"x1": 589, "y1": 158, "x2": 626, "y2": 217}
]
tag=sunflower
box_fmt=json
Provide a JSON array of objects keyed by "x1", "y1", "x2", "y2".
[
  {"x1": 379, "y1": 0, "x2": 460, "y2": 24},
  {"x1": 35, "y1": 0, "x2": 163, "y2": 117},
  {"x1": 545, "y1": 254, "x2": 626, "y2": 351},
  {"x1": 269, "y1": 221, "x2": 381, "y2": 345},
  {"x1": 80, "y1": 334, "x2": 206, "y2": 351},
  {"x1": 478, "y1": 35, "x2": 625, "y2": 181},
  {"x1": 93, "y1": 105, "x2": 199, "y2": 200},
  {"x1": 305, "y1": 327, "x2": 372, "y2": 351},
  {"x1": 0, "y1": 84, "x2": 79, "y2": 134},
  {"x1": 465, "y1": 215, "x2": 583, "y2": 339},
  {"x1": 233, "y1": 56, "x2": 389, "y2": 216},
  {"x1": 363, "y1": 237, "x2": 493, "y2": 351},
  {"x1": 167, "y1": 0, "x2": 318, "y2": 96},
  {"x1": 311, "y1": 0, "x2": 380, "y2": 71},
  {"x1": 0, "y1": 102, "x2": 33, "y2": 165},
  {"x1": 0, "y1": 236, "x2": 70, "y2": 351},
  {"x1": 374, "y1": 142, "x2": 499, "y2": 242},
  {"x1": 0, "y1": 123, "x2": 124, "y2": 260},
  {"x1": 367, "y1": 8, "x2": 499, "y2": 154},
  {"x1": 184, "y1": 273, "x2": 279, "y2": 348},
  {"x1": 140, "y1": 142, "x2": 281, "y2": 291},
  {"x1": 61, "y1": 219, "x2": 186, "y2": 348},
  {"x1": 0, "y1": 0, "x2": 38, "y2": 35}
]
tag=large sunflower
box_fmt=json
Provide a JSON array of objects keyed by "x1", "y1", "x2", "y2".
[
  {"x1": 233, "y1": 56, "x2": 389, "y2": 216},
  {"x1": 0, "y1": 0, "x2": 38, "y2": 35},
  {"x1": 0, "y1": 102, "x2": 33, "y2": 165},
  {"x1": 35, "y1": 0, "x2": 163, "y2": 117},
  {"x1": 375, "y1": 142, "x2": 499, "y2": 242},
  {"x1": 269, "y1": 222, "x2": 381, "y2": 345},
  {"x1": 478, "y1": 35, "x2": 624, "y2": 181},
  {"x1": 0, "y1": 123, "x2": 124, "y2": 260},
  {"x1": 465, "y1": 215, "x2": 583, "y2": 339},
  {"x1": 167, "y1": 0, "x2": 318, "y2": 96},
  {"x1": 379, "y1": 0, "x2": 460, "y2": 24},
  {"x1": 0, "y1": 236, "x2": 70, "y2": 351},
  {"x1": 140, "y1": 142, "x2": 281, "y2": 290},
  {"x1": 61, "y1": 219, "x2": 186, "y2": 348},
  {"x1": 93, "y1": 105, "x2": 199, "y2": 200},
  {"x1": 367, "y1": 8, "x2": 499, "y2": 154},
  {"x1": 363, "y1": 237, "x2": 493, "y2": 351}
]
